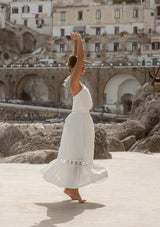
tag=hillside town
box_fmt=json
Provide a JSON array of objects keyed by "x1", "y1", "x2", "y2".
[{"x1": 0, "y1": 0, "x2": 160, "y2": 66}]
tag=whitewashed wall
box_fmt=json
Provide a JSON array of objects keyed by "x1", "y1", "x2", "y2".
[
  {"x1": 10, "y1": 1, "x2": 52, "y2": 35},
  {"x1": 0, "y1": 6, "x2": 6, "y2": 28},
  {"x1": 104, "y1": 74, "x2": 140, "y2": 112}
]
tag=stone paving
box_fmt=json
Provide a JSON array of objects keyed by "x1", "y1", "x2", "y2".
[{"x1": 0, "y1": 152, "x2": 160, "y2": 227}]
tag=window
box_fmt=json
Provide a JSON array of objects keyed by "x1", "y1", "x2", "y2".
[
  {"x1": 12, "y1": 8, "x2": 19, "y2": 14},
  {"x1": 115, "y1": 9, "x2": 120, "y2": 19},
  {"x1": 114, "y1": 42, "x2": 119, "y2": 51},
  {"x1": 60, "y1": 44, "x2": 65, "y2": 53},
  {"x1": 149, "y1": 28, "x2": 152, "y2": 34},
  {"x1": 61, "y1": 12, "x2": 66, "y2": 21},
  {"x1": 133, "y1": 26, "x2": 137, "y2": 34},
  {"x1": 157, "y1": 6, "x2": 160, "y2": 16},
  {"x1": 36, "y1": 19, "x2": 44, "y2": 28},
  {"x1": 78, "y1": 11, "x2": 83, "y2": 20},
  {"x1": 132, "y1": 42, "x2": 138, "y2": 51},
  {"x1": 38, "y1": 5, "x2": 43, "y2": 13},
  {"x1": 115, "y1": 26, "x2": 119, "y2": 35},
  {"x1": 153, "y1": 58, "x2": 158, "y2": 66},
  {"x1": 95, "y1": 43, "x2": 101, "y2": 52},
  {"x1": 151, "y1": 12, "x2": 154, "y2": 16},
  {"x1": 133, "y1": 9, "x2": 138, "y2": 18},
  {"x1": 96, "y1": 10, "x2": 101, "y2": 19},
  {"x1": 152, "y1": 42, "x2": 159, "y2": 50},
  {"x1": 24, "y1": 20, "x2": 28, "y2": 26},
  {"x1": 22, "y1": 6, "x2": 30, "y2": 13},
  {"x1": 143, "y1": 45, "x2": 150, "y2": 50},
  {"x1": 61, "y1": 29, "x2": 65, "y2": 36},
  {"x1": 96, "y1": 27, "x2": 101, "y2": 35}
]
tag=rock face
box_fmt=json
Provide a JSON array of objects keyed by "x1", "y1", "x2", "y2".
[
  {"x1": 0, "y1": 126, "x2": 25, "y2": 156},
  {"x1": 130, "y1": 83, "x2": 160, "y2": 134},
  {"x1": 9, "y1": 130, "x2": 62, "y2": 156},
  {"x1": 115, "y1": 120, "x2": 146, "y2": 140},
  {"x1": 0, "y1": 150, "x2": 58, "y2": 164},
  {"x1": 94, "y1": 125, "x2": 112, "y2": 159},
  {"x1": 107, "y1": 137, "x2": 125, "y2": 152},
  {"x1": 130, "y1": 123, "x2": 160, "y2": 153},
  {"x1": 121, "y1": 135, "x2": 136, "y2": 151}
]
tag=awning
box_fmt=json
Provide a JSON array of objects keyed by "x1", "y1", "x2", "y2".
[{"x1": 73, "y1": 26, "x2": 86, "y2": 32}]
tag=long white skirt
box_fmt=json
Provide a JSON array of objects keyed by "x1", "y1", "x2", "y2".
[{"x1": 41, "y1": 112, "x2": 108, "y2": 188}]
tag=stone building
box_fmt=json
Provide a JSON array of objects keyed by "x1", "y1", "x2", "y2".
[
  {"x1": 10, "y1": 0, "x2": 53, "y2": 35},
  {"x1": 139, "y1": 36, "x2": 160, "y2": 65},
  {"x1": 52, "y1": 0, "x2": 155, "y2": 65}
]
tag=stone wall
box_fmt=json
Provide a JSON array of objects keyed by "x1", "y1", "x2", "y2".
[{"x1": 0, "y1": 66, "x2": 150, "y2": 108}]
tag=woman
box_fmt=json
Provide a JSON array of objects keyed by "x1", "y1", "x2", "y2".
[{"x1": 41, "y1": 32, "x2": 108, "y2": 203}]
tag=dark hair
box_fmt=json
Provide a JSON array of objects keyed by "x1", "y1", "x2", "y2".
[{"x1": 67, "y1": 55, "x2": 77, "y2": 68}]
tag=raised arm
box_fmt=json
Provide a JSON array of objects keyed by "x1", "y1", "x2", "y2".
[
  {"x1": 70, "y1": 33, "x2": 84, "y2": 84},
  {"x1": 74, "y1": 39, "x2": 78, "y2": 56}
]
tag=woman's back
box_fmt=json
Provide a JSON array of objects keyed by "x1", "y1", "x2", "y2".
[{"x1": 72, "y1": 85, "x2": 93, "y2": 113}]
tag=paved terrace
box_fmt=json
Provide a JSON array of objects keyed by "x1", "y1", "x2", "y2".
[{"x1": 0, "y1": 152, "x2": 160, "y2": 227}]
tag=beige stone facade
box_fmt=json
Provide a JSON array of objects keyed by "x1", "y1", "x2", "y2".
[{"x1": 51, "y1": 1, "x2": 157, "y2": 65}]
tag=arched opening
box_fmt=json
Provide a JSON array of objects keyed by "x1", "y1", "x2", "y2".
[
  {"x1": 104, "y1": 74, "x2": 140, "y2": 114},
  {"x1": 21, "y1": 32, "x2": 36, "y2": 53},
  {"x1": 121, "y1": 93, "x2": 133, "y2": 113},
  {"x1": 4, "y1": 110, "x2": 17, "y2": 121},
  {"x1": 16, "y1": 74, "x2": 49, "y2": 105},
  {"x1": 0, "y1": 81, "x2": 7, "y2": 98}
]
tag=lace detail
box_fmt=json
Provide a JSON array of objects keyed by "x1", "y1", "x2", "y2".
[{"x1": 59, "y1": 159, "x2": 92, "y2": 166}]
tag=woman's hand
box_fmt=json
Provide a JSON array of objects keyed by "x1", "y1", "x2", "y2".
[{"x1": 70, "y1": 32, "x2": 81, "y2": 41}]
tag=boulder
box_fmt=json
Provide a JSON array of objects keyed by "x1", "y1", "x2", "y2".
[
  {"x1": 0, "y1": 125, "x2": 25, "y2": 156},
  {"x1": 121, "y1": 135, "x2": 136, "y2": 151},
  {"x1": 0, "y1": 149, "x2": 58, "y2": 164},
  {"x1": 94, "y1": 125, "x2": 112, "y2": 159},
  {"x1": 130, "y1": 135, "x2": 160, "y2": 153},
  {"x1": 131, "y1": 83, "x2": 160, "y2": 134},
  {"x1": 148, "y1": 123, "x2": 160, "y2": 136},
  {"x1": 115, "y1": 120, "x2": 146, "y2": 140},
  {"x1": 107, "y1": 137, "x2": 125, "y2": 152},
  {"x1": 9, "y1": 130, "x2": 62, "y2": 156}
]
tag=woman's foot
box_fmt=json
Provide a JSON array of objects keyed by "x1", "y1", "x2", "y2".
[
  {"x1": 64, "y1": 188, "x2": 76, "y2": 200},
  {"x1": 64, "y1": 188, "x2": 86, "y2": 203}
]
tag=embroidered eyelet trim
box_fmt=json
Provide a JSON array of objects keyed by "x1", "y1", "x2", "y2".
[{"x1": 59, "y1": 159, "x2": 92, "y2": 166}]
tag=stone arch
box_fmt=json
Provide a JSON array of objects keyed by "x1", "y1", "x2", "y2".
[
  {"x1": 56, "y1": 75, "x2": 95, "y2": 108},
  {"x1": 14, "y1": 72, "x2": 51, "y2": 103},
  {"x1": 101, "y1": 69, "x2": 143, "y2": 102},
  {"x1": 22, "y1": 110, "x2": 39, "y2": 121},
  {"x1": 118, "y1": 78, "x2": 139, "y2": 102},
  {"x1": 3, "y1": 109, "x2": 18, "y2": 120},
  {"x1": 103, "y1": 73, "x2": 140, "y2": 113},
  {"x1": 0, "y1": 79, "x2": 9, "y2": 98},
  {"x1": 19, "y1": 31, "x2": 36, "y2": 52}
]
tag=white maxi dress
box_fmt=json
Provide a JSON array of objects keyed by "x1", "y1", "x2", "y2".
[{"x1": 41, "y1": 84, "x2": 108, "y2": 188}]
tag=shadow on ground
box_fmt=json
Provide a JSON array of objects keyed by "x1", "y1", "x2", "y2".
[{"x1": 31, "y1": 200, "x2": 105, "y2": 227}]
